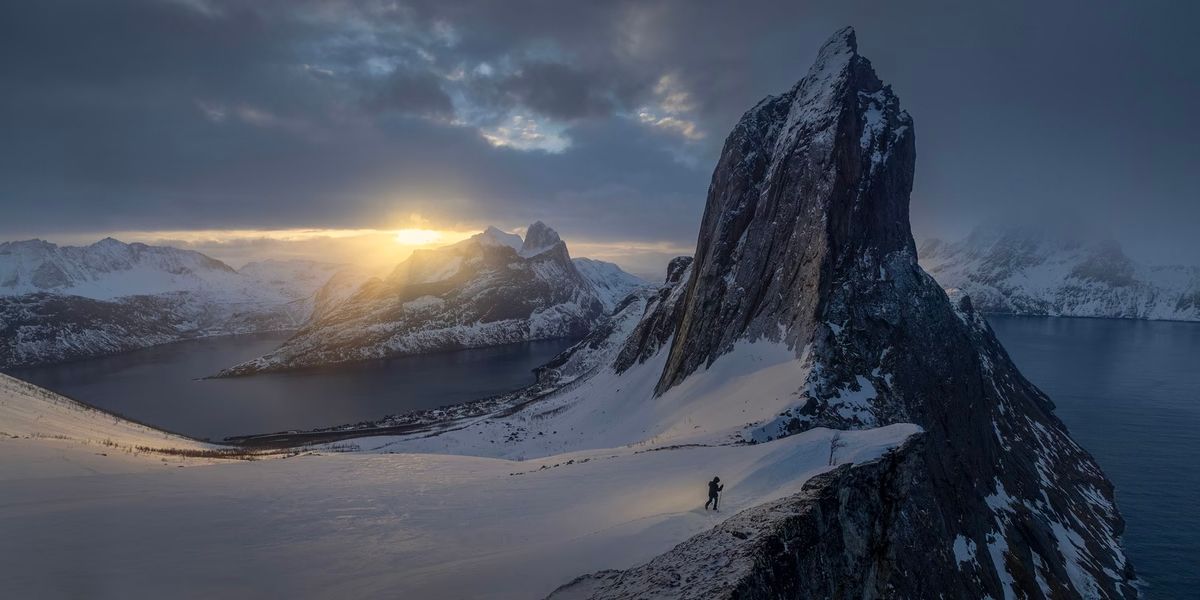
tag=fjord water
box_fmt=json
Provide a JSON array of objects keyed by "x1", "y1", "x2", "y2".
[
  {"x1": 988, "y1": 316, "x2": 1200, "y2": 598},
  {"x1": 6, "y1": 333, "x2": 574, "y2": 441}
]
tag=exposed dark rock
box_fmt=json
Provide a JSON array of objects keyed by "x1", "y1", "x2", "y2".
[
  {"x1": 612, "y1": 256, "x2": 693, "y2": 372},
  {"x1": 559, "y1": 27, "x2": 1135, "y2": 599},
  {"x1": 550, "y1": 437, "x2": 964, "y2": 599}
]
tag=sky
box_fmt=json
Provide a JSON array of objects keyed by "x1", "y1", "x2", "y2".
[{"x1": 1, "y1": 0, "x2": 1197, "y2": 276}]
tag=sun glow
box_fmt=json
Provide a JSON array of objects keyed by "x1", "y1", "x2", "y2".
[{"x1": 393, "y1": 228, "x2": 446, "y2": 246}]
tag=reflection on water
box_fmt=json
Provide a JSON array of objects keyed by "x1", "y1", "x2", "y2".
[
  {"x1": 6, "y1": 333, "x2": 575, "y2": 441},
  {"x1": 989, "y1": 315, "x2": 1200, "y2": 599}
]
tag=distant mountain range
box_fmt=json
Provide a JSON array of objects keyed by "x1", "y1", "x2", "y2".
[
  {"x1": 218, "y1": 222, "x2": 646, "y2": 376},
  {"x1": 0, "y1": 238, "x2": 347, "y2": 368},
  {"x1": 920, "y1": 226, "x2": 1200, "y2": 321},
  {"x1": 0, "y1": 226, "x2": 646, "y2": 371}
]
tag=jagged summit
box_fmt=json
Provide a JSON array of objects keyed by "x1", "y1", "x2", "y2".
[
  {"x1": 473, "y1": 226, "x2": 524, "y2": 251},
  {"x1": 658, "y1": 26, "x2": 914, "y2": 393},
  {"x1": 539, "y1": 28, "x2": 1134, "y2": 598},
  {"x1": 520, "y1": 221, "x2": 564, "y2": 257},
  {"x1": 216, "y1": 220, "x2": 648, "y2": 376}
]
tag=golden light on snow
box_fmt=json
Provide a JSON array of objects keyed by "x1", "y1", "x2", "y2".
[
  {"x1": 55, "y1": 225, "x2": 478, "y2": 274},
  {"x1": 393, "y1": 228, "x2": 445, "y2": 246}
]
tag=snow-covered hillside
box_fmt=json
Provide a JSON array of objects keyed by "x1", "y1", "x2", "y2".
[
  {"x1": 920, "y1": 225, "x2": 1200, "y2": 321},
  {"x1": 218, "y1": 222, "x2": 647, "y2": 376},
  {"x1": 571, "y1": 256, "x2": 646, "y2": 311},
  {"x1": 0, "y1": 354, "x2": 917, "y2": 599},
  {"x1": 0, "y1": 373, "x2": 222, "y2": 479},
  {"x1": 0, "y1": 238, "x2": 347, "y2": 367}
]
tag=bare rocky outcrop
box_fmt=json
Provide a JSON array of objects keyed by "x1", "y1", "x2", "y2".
[{"x1": 550, "y1": 437, "x2": 954, "y2": 600}]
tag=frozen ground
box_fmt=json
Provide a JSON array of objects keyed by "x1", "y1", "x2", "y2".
[{"x1": 0, "y1": 342, "x2": 918, "y2": 598}]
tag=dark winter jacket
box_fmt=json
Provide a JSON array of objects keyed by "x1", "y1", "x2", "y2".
[{"x1": 708, "y1": 480, "x2": 723, "y2": 497}]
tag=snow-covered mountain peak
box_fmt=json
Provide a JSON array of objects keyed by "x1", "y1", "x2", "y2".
[
  {"x1": 90, "y1": 236, "x2": 128, "y2": 250},
  {"x1": 519, "y1": 221, "x2": 563, "y2": 257},
  {"x1": 806, "y1": 25, "x2": 857, "y2": 78},
  {"x1": 570, "y1": 257, "x2": 647, "y2": 311},
  {"x1": 0, "y1": 237, "x2": 351, "y2": 367},
  {"x1": 474, "y1": 226, "x2": 524, "y2": 251},
  {"x1": 0, "y1": 236, "x2": 246, "y2": 298},
  {"x1": 656, "y1": 25, "x2": 914, "y2": 393},
  {"x1": 920, "y1": 223, "x2": 1199, "y2": 319},
  {"x1": 527, "y1": 29, "x2": 1134, "y2": 597}
]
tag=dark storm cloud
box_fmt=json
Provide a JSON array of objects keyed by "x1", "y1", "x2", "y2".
[
  {"x1": 1, "y1": 0, "x2": 1197, "y2": 265},
  {"x1": 489, "y1": 62, "x2": 622, "y2": 120},
  {"x1": 362, "y1": 68, "x2": 455, "y2": 118}
]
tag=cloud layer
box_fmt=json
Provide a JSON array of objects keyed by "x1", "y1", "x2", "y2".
[{"x1": 2, "y1": 0, "x2": 1198, "y2": 268}]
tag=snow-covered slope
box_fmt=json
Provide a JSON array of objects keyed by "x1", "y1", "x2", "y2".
[
  {"x1": 0, "y1": 238, "x2": 346, "y2": 368},
  {"x1": 219, "y1": 223, "x2": 645, "y2": 376},
  {"x1": 0, "y1": 373, "x2": 221, "y2": 479},
  {"x1": 571, "y1": 257, "x2": 647, "y2": 311},
  {"x1": 0, "y1": 237, "x2": 239, "y2": 299},
  {"x1": 920, "y1": 225, "x2": 1200, "y2": 321},
  {"x1": 0, "y1": 373, "x2": 915, "y2": 598}
]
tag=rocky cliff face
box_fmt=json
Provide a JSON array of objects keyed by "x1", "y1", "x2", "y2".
[
  {"x1": 920, "y1": 225, "x2": 1200, "y2": 321},
  {"x1": 656, "y1": 26, "x2": 913, "y2": 393},
  {"x1": 550, "y1": 437, "x2": 946, "y2": 600},
  {"x1": 218, "y1": 223, "x2": 638, "y2": 376},
  {"x1": 555, "y1": 27, "x2": 1135, "y2": 599}
]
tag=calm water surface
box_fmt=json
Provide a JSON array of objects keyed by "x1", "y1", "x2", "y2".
[
  {"x1": 988, "y1": 316, "x2": 1200, "y2": 599},
  {"x1": 6, "y1": 333, "x2": 574, "y2": 441}
]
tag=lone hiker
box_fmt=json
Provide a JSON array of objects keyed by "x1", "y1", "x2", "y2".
[{"x1": 704, "y1": 476, "x2": 724, "y2": 510}]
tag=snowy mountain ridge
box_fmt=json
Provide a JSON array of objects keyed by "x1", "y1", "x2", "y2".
[
  {"x1": 218, "y1": 222, "x2": 648, "y2": 376},
  {"x1": 0, "y1": 237, "x2": 347, "y2": 368},
  {"x1": 0, "y1": 236, "x2": 343, "y2": 303},
  {"x1": 920, "y1": 224, "x2": 1200, "y2": 321}
]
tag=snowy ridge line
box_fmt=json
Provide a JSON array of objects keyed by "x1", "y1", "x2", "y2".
[
  {"x1": 920, "y1": 224, "x2": 1200, "y2": 322},
  {"x1": 215, "y1": 222, "x2": 649, "y2": 377},
  {"x1": 547, "y1": 434, "x2": 928, "y2": 600},
  {"x1": 0, "y1": 237, "x2": 351, "y2": 368},
  {"x1": 0, "y1": 373, "x2": 306, "y2": 464}
]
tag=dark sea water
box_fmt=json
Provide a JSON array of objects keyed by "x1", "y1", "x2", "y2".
[
  {"x1": 5, "y1": 333, "x2": 575, "y2": 442},
  {"x1": 988, "y1": 316, "x2": 1200, "y2": 598}
]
